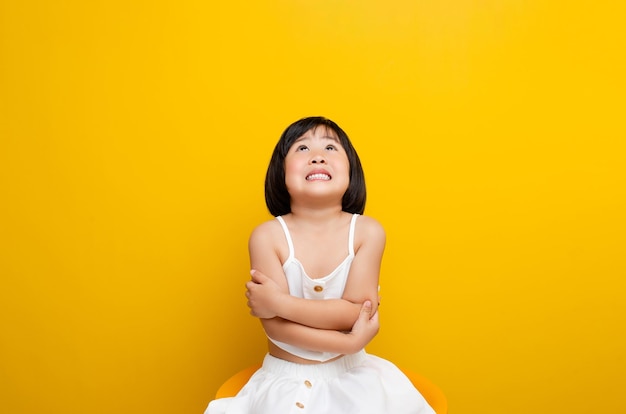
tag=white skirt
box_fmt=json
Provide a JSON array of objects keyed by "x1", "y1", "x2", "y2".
[{"x1": 205, "y1": 350, "x2": 435, "y2": 414}]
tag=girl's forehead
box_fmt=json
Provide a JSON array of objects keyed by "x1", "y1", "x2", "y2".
[{"x1": 294, "y1": 125, "x2": 340, "y2": 143}]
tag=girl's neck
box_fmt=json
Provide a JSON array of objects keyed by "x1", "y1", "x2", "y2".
[{"x1": 288, "y1": 204, "x2": 345, "y2": 224}]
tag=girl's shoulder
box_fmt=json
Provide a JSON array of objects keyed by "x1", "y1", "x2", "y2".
[
  {"x1": 248, "y1": 217, "x2": 284, "y2": 246},
  {"x1": 355, "y1": 214, "x2": 386, "y2": 241}
]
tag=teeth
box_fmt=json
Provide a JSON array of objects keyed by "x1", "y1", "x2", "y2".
[{"x1": 306, "y1": 173, "x2": 331, "y2": 181}]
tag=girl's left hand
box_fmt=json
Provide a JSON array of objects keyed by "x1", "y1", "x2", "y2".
[
  {"x1": 348, "y1": 300, "x2": 380, "y2": 351},
  {"x1": 245, "y1": 269, "x2": 285, "y2": 319}
]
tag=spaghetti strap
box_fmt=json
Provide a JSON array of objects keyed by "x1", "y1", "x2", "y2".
[
  {"x1": 275, "y1": 216, "x2": 294, "y2": 262},
  {"x1": 348, "y1": 214, "x2": 359, "y2": 256}
]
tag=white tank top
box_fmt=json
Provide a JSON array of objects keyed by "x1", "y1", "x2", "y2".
[{"x1": 267, "y1": 214, "x2": 359, "y2": 361}]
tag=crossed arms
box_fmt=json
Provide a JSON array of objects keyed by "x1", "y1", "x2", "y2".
[{"x1": 245, "y1": 216, "x2": 385, "y2": 355}]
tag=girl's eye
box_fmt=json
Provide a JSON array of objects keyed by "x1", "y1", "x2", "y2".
[
  {"x1": 296, "y1": 145, "x2": 309, "y2": 152},
  {"x1": 325, "y1": 145, "x2": 337, "y2": 151}
]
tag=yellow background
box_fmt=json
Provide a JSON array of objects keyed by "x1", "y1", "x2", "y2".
[{"x1": 1, "y1": 1, "x2": 625, "y2": 413}]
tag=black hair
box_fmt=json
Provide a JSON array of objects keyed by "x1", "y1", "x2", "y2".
[{"x1": 265, "y1": 116, "x2": 366, "y2": 216}]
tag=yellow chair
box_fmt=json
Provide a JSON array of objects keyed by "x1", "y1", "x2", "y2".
[
  {"x1": 215, "y1": 364, "x2": 448, "y2": 414},
  {"x1": 400, "y1": 367, "x2": 448, "y2": 414}
]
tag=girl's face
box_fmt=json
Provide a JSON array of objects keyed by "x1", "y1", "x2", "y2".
[{"x1": 284, "y1": 126, "x2": 350, "y2": 206}]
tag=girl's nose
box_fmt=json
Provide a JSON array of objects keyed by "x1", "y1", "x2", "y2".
[{"x1": 310, "y1": 154, "x2": 326, "y2": 164}]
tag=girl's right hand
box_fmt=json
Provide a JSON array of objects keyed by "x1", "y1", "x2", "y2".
[
  {"x1": 246, "y1": 269, "x2": 286, "y2": 319},
  {"x1": 348, "y1": 301, "x2": 380, "y2": 351}
]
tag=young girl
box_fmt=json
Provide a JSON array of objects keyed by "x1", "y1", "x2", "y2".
[{"x1": 205, "y1": 117, "x2": 435, "y2": 414}]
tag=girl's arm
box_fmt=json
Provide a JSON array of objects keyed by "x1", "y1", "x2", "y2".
[
  {"x1": 262, "y1": 301, "x2": 379, "y2": 355},
  {"x1": 340, "y1": 215, "x2": 385, "y2": 317},
  {"x1": 247, "y1": 270, "x2": 362, "y2": 331},
  {"x1": 247, "y1": 216, "x2": 385, "y2": 331}
]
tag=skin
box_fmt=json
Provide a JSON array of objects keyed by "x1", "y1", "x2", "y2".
[{"x1": 246, "y1": 126, "x2": 384, "y2": 364}]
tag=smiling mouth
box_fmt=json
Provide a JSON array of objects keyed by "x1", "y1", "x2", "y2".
[{"x1": 306, "y1": 173, "x2": 331, "y2": 181}]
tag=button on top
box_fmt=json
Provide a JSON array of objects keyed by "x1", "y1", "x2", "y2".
[
  {"x1": 314, "y1": 285, "x2": 323, "y2": 292},
  {"x1": 296, "y1": 402, "x2": 305, "y2": 409},
  {"x1": 304, "y1": 380, "x2": 312, "y2": 388}
]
